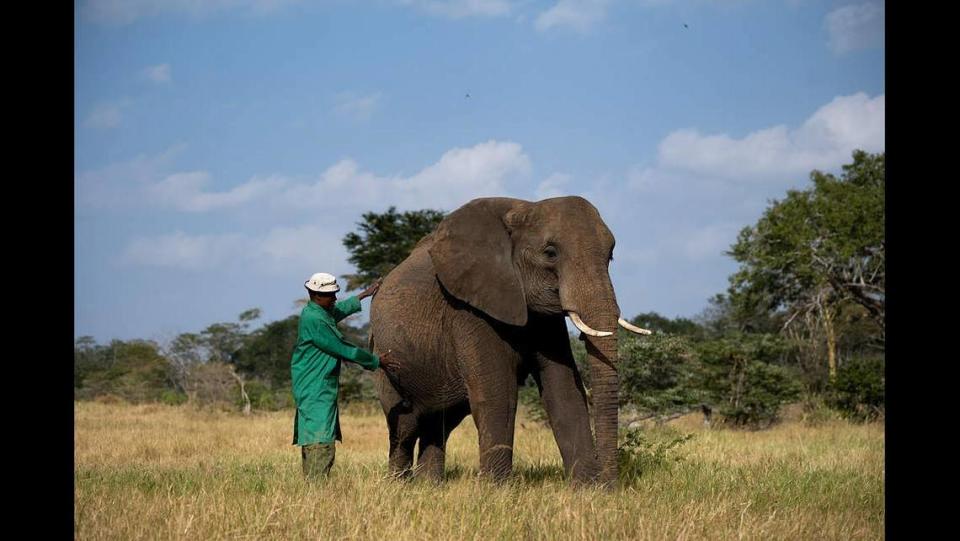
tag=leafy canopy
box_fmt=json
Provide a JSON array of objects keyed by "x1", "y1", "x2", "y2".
[
  {"x1": 342, "y1": 207, "x2": 446, "y2": 290},
  {"x1": 726, "y1": 150, "x2": 884, "y2": 336}
]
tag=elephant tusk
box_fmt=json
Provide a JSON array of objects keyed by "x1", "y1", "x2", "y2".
[
  {"x1": 567, "y1": 311, "x2": 614, "y2": 337},
  {"x1": 619, "y1": 318, "x2": 653, "y2": 335}
]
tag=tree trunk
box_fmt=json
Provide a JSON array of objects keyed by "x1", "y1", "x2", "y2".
[
  {"x1": 229, "y1": 365, "x2": 252, "y2": 415},
  {"x1": 822, "y1": 305, "x2": 838, "y2": 382}
]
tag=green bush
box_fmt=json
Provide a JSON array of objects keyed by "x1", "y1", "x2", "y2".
[
  {"x1": 159, "y1": 390, "x2": 188, "y2": 406},
  {"x1": 518, "y1": 383, "x2": 549, "y2": 425},
  {"x1": 618, "y1": 333, "x2": 699, "y2": 415},
  {"x1": 718, "y1": 362, "x2": 804, "y2": 428},
  {"x1": 800, "y1": 394, "x2": 842, "y2": 426},
  {"x1": 338, "y1": 363, "x2": 378, "y2": 404},
  {"x1": 826, "y1": 356, "x2": 884, "y2": 422},
  {"x1": 232, "y1": 379, "x2": 297, "y2": 411},
  {"x1": 75, "y1": 339, "x2": 173, "y2": 403},
  {"x1": 618, "y1": 426, "x2": 694, "y2": 483},
  {"x1": 694, "y1": 333, "x2": 803, "y2": 429}
]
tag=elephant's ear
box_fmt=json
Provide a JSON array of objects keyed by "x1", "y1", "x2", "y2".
[{"x1": 429, "y1": 198, "x2": 528, "y2": 326}]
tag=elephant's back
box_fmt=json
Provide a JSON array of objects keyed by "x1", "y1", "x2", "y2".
[{"x1": 371, "y1": 242, "x2": 441, "y2": 324}]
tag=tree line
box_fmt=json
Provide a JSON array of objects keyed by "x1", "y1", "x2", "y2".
[{"x1": 75, "y1": 151, "x2": 884, "y2": 427}]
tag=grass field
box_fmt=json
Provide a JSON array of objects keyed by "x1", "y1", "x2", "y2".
[{"x1": 75, "y1": 401, "x2": 884, "y2": 540}]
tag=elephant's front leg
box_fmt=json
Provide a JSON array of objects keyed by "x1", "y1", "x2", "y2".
[
  {"x1": 534, "y1": 355, "x2": 600, "y2": 484},
  {"x1": 460, "y1": 328, "x2": 522, "y2": 482},
  {"x1": 531, "y1": 315, "x2": 600, "y2": 484}
]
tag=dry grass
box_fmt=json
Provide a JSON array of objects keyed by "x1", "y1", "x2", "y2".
[{"x1": 75, "y1": 401, "x2": 884, "y2": 540}]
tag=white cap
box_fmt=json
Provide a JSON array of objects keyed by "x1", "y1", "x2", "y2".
[{"x1": 305, "y1": 272, "x2": 340, "y2": 293}]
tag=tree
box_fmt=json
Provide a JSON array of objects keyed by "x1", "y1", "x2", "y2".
[
  {"x1": 160, "y1": 309, "x2": 262, "y2": 406},
  {"x1": 164, "y1": 332, "x2": 205, "y2": 396},
  {"x1": 693, "y1": 333, "x2": 802, "y2": 428},
  {"x1": 234, "y1": 316, "x2": 300, "y2": 386},
  {"x1": 200, "y1": 308, "x2": 261, "y2": 364},
  {"x1": 75, "y1": 336, "x2": 105, "y2": 389},
  {"x1": 342, "y1": 207, "x2": 446, "y2": 290},
  {"x1": 74, "y1": 339, "x2": 172, "y2": 403},
  {"x1": 629, "y1": 312, "x2": 704, "y2": 338},
  {"x1": 726, "y1": 150, "x2": 884, "y2": 380}
]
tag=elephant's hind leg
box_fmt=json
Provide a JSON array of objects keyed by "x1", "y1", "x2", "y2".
[
  {"x1": 389, "y1": 426, "x2": 416, "y2": 479},
  {"x1": 378, "y1": 371, "x2": 417, "y2": 479},
  {"x1": 414, "y1": 404, "x2": 469, "y2": 482}
]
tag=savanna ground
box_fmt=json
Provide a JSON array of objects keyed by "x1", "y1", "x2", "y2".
[{"x1": 75, "y1": 401, "x2": 883, "y2": 540}]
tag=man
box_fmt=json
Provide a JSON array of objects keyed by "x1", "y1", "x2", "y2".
[{"x1": 291, "y1": 272, "x2": 398, "y2": 480}]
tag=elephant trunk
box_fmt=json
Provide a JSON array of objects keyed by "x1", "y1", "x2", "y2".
[
  {"x1": 561, "y1": 274, "x2": 620, "y2": 487},
  {"x1": 582, "y1": 313, "x2": 619, "y2": 486}
]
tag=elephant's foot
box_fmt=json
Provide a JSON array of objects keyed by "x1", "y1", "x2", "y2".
[
  {"x1": 387, "y1": 436, "x2": 416, "y2": 481},
  {"x1": 414, "y1": 444, "x2": 446, "y2": 482},
  {"x1": 566, "y1": 456, "x2": 601, "y2": 487},
  {"x1": 478, "y1": 443, "x2": 514, "y2": 482},
  {"x1": 388, "y1": 467, "x2": 414, "y2": 481}
]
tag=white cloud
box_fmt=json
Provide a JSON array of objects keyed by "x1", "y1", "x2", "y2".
[
  {"x1": 79, "y1": 140, "x2": 530, "y2": 215},
  {"x1": 121, "y1": 231, "x2": 249, "y2": 270},
  {"x1": 399, "y1": 0, "x2": 515, "y2": 19},
  {"x1": 75, "y1": 144, "x2": 187, "y2": 209},
  {"x1": 273, "y1": 140, "x2": 532, "y2": 211},
  {"x1": 626, "y1": 165, "x2": 659, "y2": 192},
  {"x1": 825, "y1": 1, "x2": 884, "y2": 54},
  {"x1": 120, "y1": 224, "x2": 350, "y2": 273},
  {"x1": 402, "y1": 140, "x2": 532, "y2": 207},
  {"x1": 142, "y1": 64, "x2": 171, "y2": 84},
  {"x1": 535, "y1": 173, "x2": 573, "y2": 199},
  {"x1": 147, "y1": 171, "x2": 288, "y2": 212},
  {"x1": 254, "y1": 225, "x2": 351, "y2": 273},
  {"x1": 84, "y1": 100, "x2": 130, "y2": 129},
  {"x1": 654, "y1": 92, "x2": 884, "y2": 182},
  {"x1": 82, "y1": 0, "x2": 301, "y2": 25},
  {"x1": 333, "y1": 92, "x2": 382, "y2": 121},
  {"x1": 535, "y1": 0, "x2": 610, "y2": 33},
  {"x1": 113, "y1": 140, "x2": 532, "y2": 273}
]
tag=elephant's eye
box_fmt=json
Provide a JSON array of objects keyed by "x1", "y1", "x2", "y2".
[{"x1": 543, "y1": 246, "x2": 559, "y2": 260}]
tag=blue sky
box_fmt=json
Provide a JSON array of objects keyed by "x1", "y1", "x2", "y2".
[{"x1": 75, "y1": 0, "x2": 885, "y2": 343}]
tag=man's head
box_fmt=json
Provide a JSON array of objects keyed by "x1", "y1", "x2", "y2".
[{"x1": 305, "y1": 272, "x2": 339, "y2": 308}]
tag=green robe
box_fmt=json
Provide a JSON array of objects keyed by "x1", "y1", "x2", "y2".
[{"x1": 291, "y1": 296, "x2": 380, "y2": 446}]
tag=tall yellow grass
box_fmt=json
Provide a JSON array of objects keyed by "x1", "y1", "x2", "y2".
[{"x1": 75, "y1": 401, "x2": 883, "y2": 540}]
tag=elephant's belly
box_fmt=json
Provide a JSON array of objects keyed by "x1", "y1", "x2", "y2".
[
  {"x1": 370, "y1": 288, "x2": 467, "y2": 410},
  {"x1": 392, "y1": 356, "x2": 468, "y2": 411}
]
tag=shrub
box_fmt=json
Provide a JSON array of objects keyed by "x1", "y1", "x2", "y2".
[
  {"x1": 618, "y1": 333, "x2": 699, "y2": 415},
  {"x1": 800, "y1": 394, "x2": 842, "y2": 426},
  {"x1": 694, "y1": 333, "x2": 803, "y2": 429},
  {"x1": 75, "y1": 339, "x2": 173, "y2": 403},
  {"x1": 718, "y1": 362, "x2": 804, "y2": 428},
  {"x1": 339, "y1": 363, "x2": 378, "y2": 404},
  {"x1": 518, "y1": 383, "x2": 549, "y2": 425},
  {"x1": 826, "y1": 356, "x2": 884, "y2": 422},
  {"x1": 159, "y1": 390, "x2": 188, "y2": 406},
  {"x1": 618, "y1": 426, "x2": 694, "y2": 483}
]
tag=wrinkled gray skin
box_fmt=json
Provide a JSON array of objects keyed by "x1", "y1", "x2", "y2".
[{"x1": 370, "y1": 196, "x2": 621, "y2": 486}]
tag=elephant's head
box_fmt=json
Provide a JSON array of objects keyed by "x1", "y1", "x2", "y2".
[{"x1": 428, "y1": 196, "x2": 647, "y2": 485}]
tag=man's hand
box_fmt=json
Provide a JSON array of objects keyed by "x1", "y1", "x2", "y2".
[
  {"x1": 378, "y1": 349, "x2": 401, "y2": 374},
  {"x1": 358, "y1": 279, "x2": 382, "y2": 301}
]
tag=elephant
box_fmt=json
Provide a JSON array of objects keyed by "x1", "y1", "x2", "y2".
[{"x1": 368, "y1": 196, "x2": 650, "y2": 486}]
